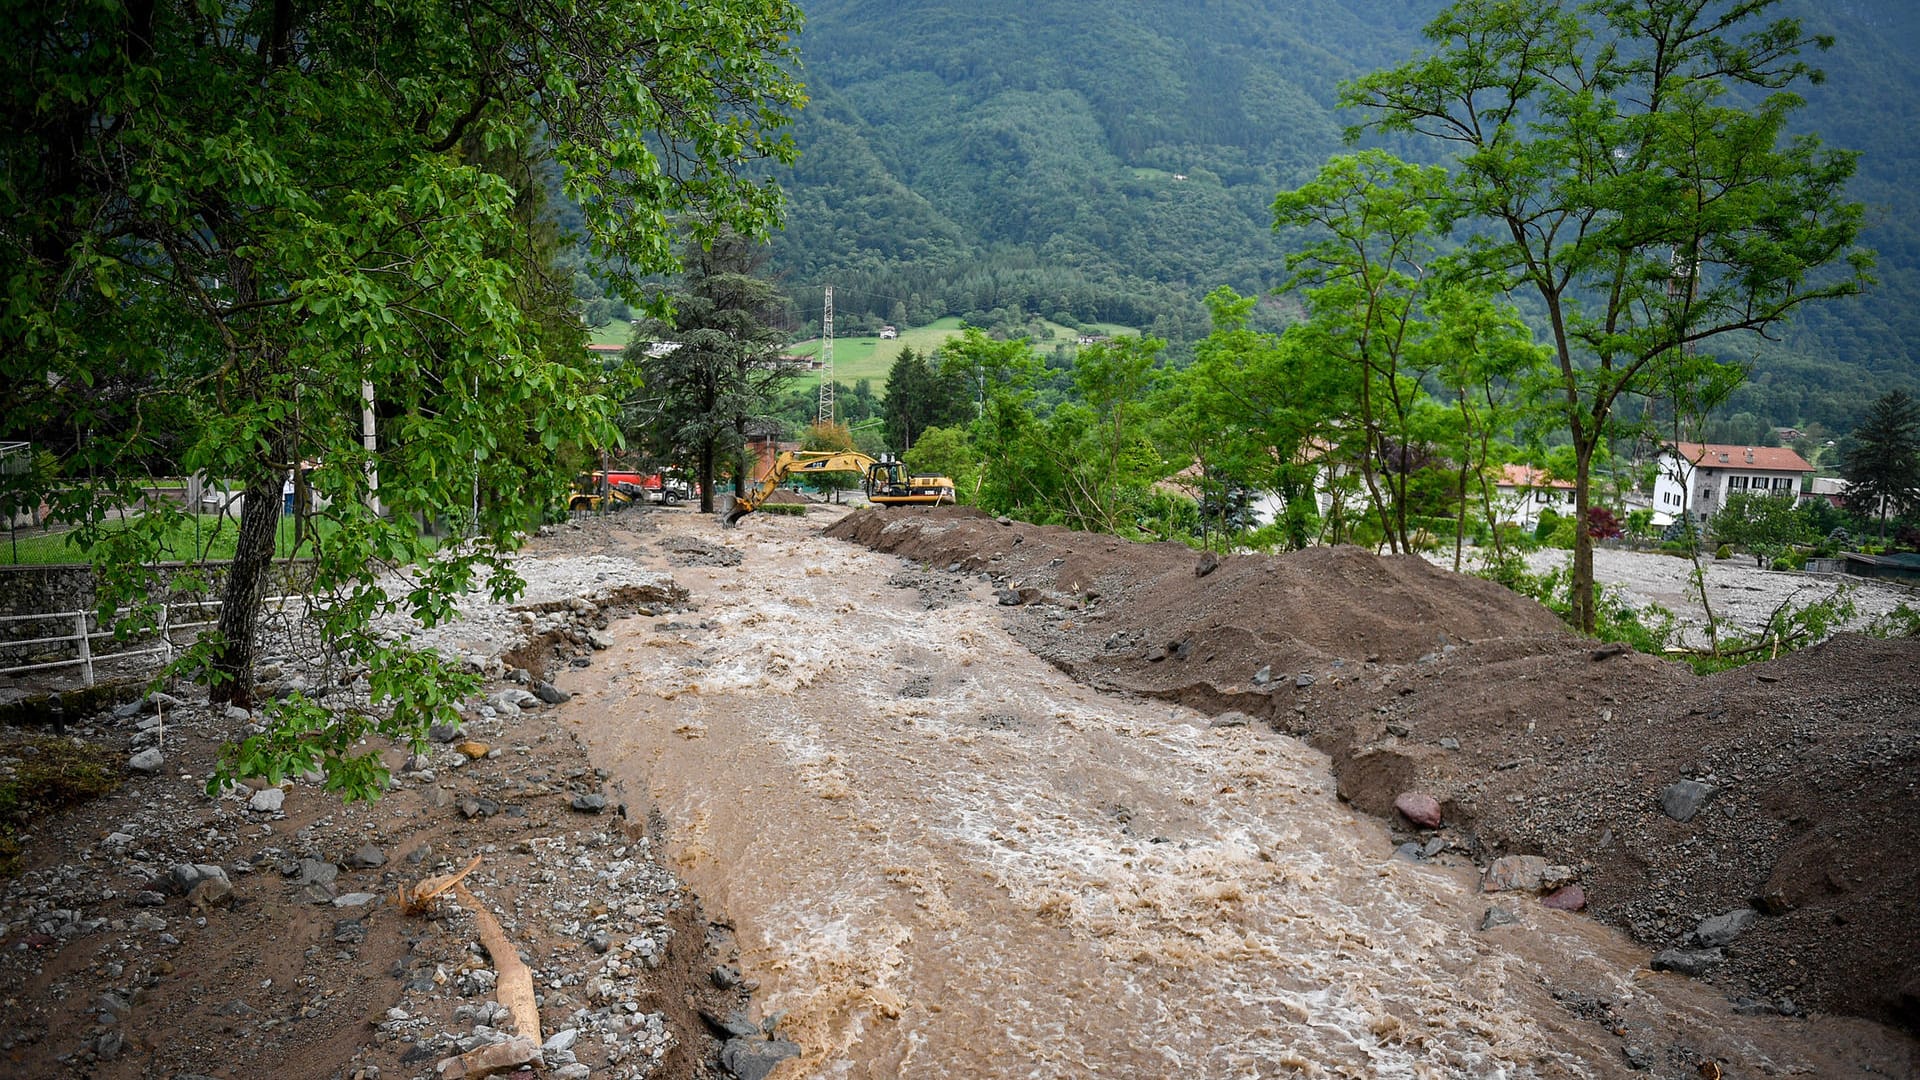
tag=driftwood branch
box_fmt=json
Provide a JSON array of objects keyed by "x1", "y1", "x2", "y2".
[
  {"x1": 396, "y1": 853, "x2": 483, "y2": 915},
  {"x1": 452, "y1": 883, "x2": 541, "y2": 1042}
]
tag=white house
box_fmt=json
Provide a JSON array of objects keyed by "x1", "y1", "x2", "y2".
[
  {"x1": 1491, "y1": 464, "x2": 1576, "y2": 531},
  {"x1": 1652, "y1": 442, "x2": 1813, "y2": 526}
]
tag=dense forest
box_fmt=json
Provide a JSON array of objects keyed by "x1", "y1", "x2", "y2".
[{"x1": 765, "y1": 0, "x2": 1920, "y2": 433}]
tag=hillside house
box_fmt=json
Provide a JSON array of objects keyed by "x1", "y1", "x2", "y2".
[
  {"x1": 1491, "y1": 464, "x2": 1576, "y2": 531},
  {"x1": 1652, "y1": 442, "x2": 1813, "y2": 526},
  {"x1": 879, "y1": 325, "x2": 898, "y2": 340}
]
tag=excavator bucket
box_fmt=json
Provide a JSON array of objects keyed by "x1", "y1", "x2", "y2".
[{"x1": 722, "y1": 501, "x2": 752, "y2": 527}]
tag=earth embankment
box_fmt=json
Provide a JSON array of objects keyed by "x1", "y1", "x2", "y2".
[{"x1": 826, "y1": 506, "x2": 1920, "y2": 1032}]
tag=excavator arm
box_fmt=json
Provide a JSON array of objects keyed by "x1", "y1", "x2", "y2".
[{"x1": 725, "y1": 451, "x2": 881, "y2": 524}]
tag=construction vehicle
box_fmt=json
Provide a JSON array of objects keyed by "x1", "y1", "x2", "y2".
[
  {"x1": 567, "y1": 471, "x2": 642, "y2": 512},
  {"x1": 723, "y1": 451, "x2": 955, "y2": 524}
]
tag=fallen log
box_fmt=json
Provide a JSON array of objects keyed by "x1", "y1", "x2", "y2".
[{"x1": 452, "y1": 882, "x2": 540, "y2": 1042}]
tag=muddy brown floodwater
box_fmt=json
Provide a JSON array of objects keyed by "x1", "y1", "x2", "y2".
[{"x1": 566, "y1": 507, "x2": 1912, "y2": 1079}]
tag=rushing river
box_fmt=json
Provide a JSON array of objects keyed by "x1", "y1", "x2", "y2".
[{"x1": 566, "y1": 510, "x2": 1910, "y2": 1079}]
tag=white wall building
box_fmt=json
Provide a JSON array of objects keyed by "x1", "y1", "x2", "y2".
[
  {"x1": 1491, "y1": 464, "x2": 1576, "y2": 531},
  {"x1": 1652, "y1": 442, "x2": 1813, "y2": 526}
]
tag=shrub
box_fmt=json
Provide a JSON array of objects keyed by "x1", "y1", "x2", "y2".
[
  {"x1": 1533, "y1": 508, "x2": 1561, "y2": 542},
  {"x1": 1714, "y1": 543, "x2": 1732, "y2": 560}
]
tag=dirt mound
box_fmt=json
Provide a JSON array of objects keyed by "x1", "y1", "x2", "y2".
[
  {"x1": 828, "y1": 508, "x2": 1920, "y2": 1034},
  {"x1": 761, "y1": 489, "x2": 812, "y2": 505}
]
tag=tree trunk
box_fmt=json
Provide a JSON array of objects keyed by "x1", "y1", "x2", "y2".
[
  {"x1": 209, "y1": 465, "x2": 284, "y2": 707},
  {"x1": 1571, "y1": 443, "x2": 1596, "y2": 633},
  {"x1": 698, "y1": 440, "x2": 716, "y2": 515}
]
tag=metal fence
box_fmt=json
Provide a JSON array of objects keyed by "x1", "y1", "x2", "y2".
[{"x1": 0, "y1": 594, "x2": 301, "y2": 686}]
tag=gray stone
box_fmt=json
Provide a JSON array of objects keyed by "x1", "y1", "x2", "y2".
[
  {"x1": 1659, "y1": 779, "x2": 1718, "y2": 822},
  {"x1": 586, "y1": 630, "x2": 615, "y2": 651},
  {"x1": 1650, "y1": 947, "x2": 1724, "y2": 976},
  {"x1": 588, "y1": 930, "x2": 612, "y2": 954},
  {"x1": 1208, "y1": 711, "x2": 1251, "y2": 729},
  {"x1": 428, "y1": 722, "x2": 463, "y2": 744},
  {"x1": 532, "y1": 680, "x2": 571, "y2": 705},
  {"x1": 712, "y1": 964, "x2": 742, "y2": 990},
  {"x1": 1195, "y1": 551, "x2": 1220, "y2": 578},
  {"x1": 333, "y1": 892, "x2": 377, "y2": 908},
  {"x1": 721, "y1": 1036, "x2": 802, "y2": 1080},
  {"x1": 1294, "y1": 673, "x2": 1316, "y2": 688},
  {"x1": 542, "y1": 1029, "x2": 580, "y2": 1055},
  {"x1": 1251, "y1": 665, "x2": 1272, "y2": 685},
  {"x1": 570, "y1": 793, "x2": 607, "y2": 813},
  {"x1": 167, "y1": 863, "x2": 230, "y2": 895},
  {"x1": 1482, "y1": 855, "x2": 1549, "y2": 893},
  {"x1": 1480, "y1": 905, "x2": 1520, "y2": 930},
  {"x1": 128, "y1": 748, "x2": 165, "y2": 774},
  {"x1": 223, "y1": 704, "x2": 251, "y2": 722},
  {"x1": 295, "y1": 858, "x2": 339, "y2": 887},
  {"x1": 94, "y1": 1029, "x2": 125, "y2": 1060},
  {"x1": 1692, "y1": 907, "x2": 1757, "y2": 947},
  {"x1": 350, "y1": 844, "x2": 387, "y2": 869},
  {"x1": 247, "y1": 787, "x2": 285, "y2": 813},
  {"x1": 187, "y1": 875, "x2": 233, "y2": 910}
]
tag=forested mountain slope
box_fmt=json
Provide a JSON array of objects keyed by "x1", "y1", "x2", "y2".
[{"x1": 771, "y1": 0, "x2": 1920, "y2": 432}]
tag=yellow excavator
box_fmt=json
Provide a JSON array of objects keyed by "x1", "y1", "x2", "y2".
[{"x1": 724, "y1": 451, "x2": 956, "y2": 524}]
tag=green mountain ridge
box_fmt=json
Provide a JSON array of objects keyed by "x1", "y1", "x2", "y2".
[{"x1": 769, "y1": 0, "x2": 1920, "y2": 434}]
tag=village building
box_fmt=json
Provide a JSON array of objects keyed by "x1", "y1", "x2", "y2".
[
  {"x1": 1491, "y1": 464, "x2": 1576, "y2": 531},
  {"x1": 1652, "y1": 441, "x2": 1814, "y2": 526}
]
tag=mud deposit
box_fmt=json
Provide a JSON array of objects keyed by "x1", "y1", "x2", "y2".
[{"x1": 566, "y1": 507, "x2": 1917, "y2": 1078}]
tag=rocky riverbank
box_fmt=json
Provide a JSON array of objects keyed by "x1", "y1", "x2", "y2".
[{"x1": 0, "y1": 517, "x2": 801, "y2": 1080}]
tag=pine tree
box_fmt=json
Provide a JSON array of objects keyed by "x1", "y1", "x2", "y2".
[{"x1": 1841, "y1": 390, "x2": 1920, "y2": 542}]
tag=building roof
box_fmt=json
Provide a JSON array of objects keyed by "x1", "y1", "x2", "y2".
[
  {"x1": 1496, "y1": 463, "x2": 1575, "y2": 490},
  {"x1": 1666, "y1": 442, "x2": 1813, "y2": 472}
]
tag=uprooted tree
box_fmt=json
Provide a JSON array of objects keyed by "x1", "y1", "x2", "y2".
[
  {"x1": 0, "y1": 0, "x2": 803, "y2": 798},
  {"x1": 1343, "y1": 0, "x2": 1871, "y2": 632}
]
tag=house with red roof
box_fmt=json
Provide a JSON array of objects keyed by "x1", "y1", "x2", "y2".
[
  {"x1": 1651, "y1": 442, "x2": 1814, "y2": 526},
  {"x1": 1491, "y1": 463, "x2": 1577, "y2": 531}
]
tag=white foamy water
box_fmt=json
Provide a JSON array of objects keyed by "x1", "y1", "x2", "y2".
[{"x1": 563, "y1": 511, "x2": 1915, "y2": 1079}]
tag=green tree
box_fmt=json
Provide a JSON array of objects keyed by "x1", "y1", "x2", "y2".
[
  {"x1": 903, "y1": 426, "x2": 984, "y2": 503},
  {"x1": 1839, "y1": 389, "x2": 1920, "y2": 541},
  {"x1": 1415, "y1": 285, "x2": 1553, "y2": 570},
  {"x1": 2, "y1": 0, "x2": 802, "y2": 797},
  {"x1": 1161, "y1": 288, "x2": 1346, "y2": 551},
  {"x1": 1345, "y1": 0, "x2": 1871, "y2": 630},
  {"x1": 881, "y1": 347, "x2": 972, "y2": 451},
  {"x1": 1710, "y1": 491, "x2": 1814, "y2": 567},
  {"x1": 627, "y1": 232, "x2": 797, "y2": 514},
  {"x1": 1274, "y1": 151, "x2": 1455, "y2": 555}
]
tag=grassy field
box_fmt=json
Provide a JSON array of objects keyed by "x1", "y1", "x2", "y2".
[
  {"x1": 587, "y1": 321, "x2": 633, "y2": 348},
  {"x1": 781, "y1": 318, "x2": 1139, "y2": 394},
  {"x1": 2, "y1": 513, "x2": 381, "y2": 566},
  {"x1": 587, "y1": 314, "x2": 1139, "y2": 396}
]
